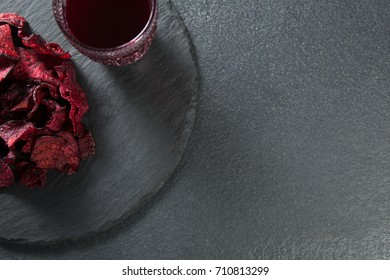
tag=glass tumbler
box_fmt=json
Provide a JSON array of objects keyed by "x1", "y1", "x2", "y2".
[{"x1": 52, "y1": 0, "x2": 158, "y2": 66}]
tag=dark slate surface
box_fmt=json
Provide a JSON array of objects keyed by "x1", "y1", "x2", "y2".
[
  {"x1": 0, "y1": 0, "x2": 198, "y2": 243},
  {"x1": 1, "y1": 0, "x2": 390, "y2": 259}
]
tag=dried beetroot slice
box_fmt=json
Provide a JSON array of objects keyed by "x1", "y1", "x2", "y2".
[
  {"x1": 0, "y1": 82, "x2": 25, "y2": 102},
  {"x1": 23, "y1": 35, "x2": 71, "y2": 59},
  {"x1": 1, "y1": 83, "x2": 35, "y2": 126},
  {"x1": 0, "y1": 24, "x2": 17, "y2": 82},
  {"x1": 0, "y1": 13, "x2": 27, "y2": 33},
  {"x1": 16, "y1": 161, "x2": 47, "y2": 188},
  {"x1": 0, "y1": 55, "x2": 15, "y2": 82},
  {"x1": 21, "y1": 135, "x2": 34, "y2": 155},
  {"x1": 0, "y1": 160, "x2": 14, "y2": 187},
  {"x1": 78, "y1": 131, "x2": 96, "y2": 160},
  {"x1": 21, "y1": 166, "x2": 47, "y2": 188},
  {"x1": 31, "y1": 132, "x2": 80, "y2": 175},
  {"x1": 21, "y1": 127, "x2": 54, "y2": 155},
  {"x1": 3, "y1": 150, "x2": 16, "y2": 164},
  {"x1": 0, "y1": 13, "x2": 69, "y2": 60},
  {"x1": 42, "y1": 99, "x2": 68, "y2": 132},
  {"x1": 0, "y1": 120, "x2": 36, "y2": 148},
  {"x1": 0, "y1": 13, "x2": 95, "y2": 188},
  {"x1": 56, "y1": 63, "x2": 89, "y2": 136},
  {"x1": 26, "y1": 83, "x2": 51, "y2": 120},
  {"x1": 0, "y1": 24, "x2": 18, "y2": 59},
  {"x1": 10, "y1": 47, "x2": 59, "y2": 84},
  {"x1": 46, "y1": 43, "x2": 71, "y2": 59}
]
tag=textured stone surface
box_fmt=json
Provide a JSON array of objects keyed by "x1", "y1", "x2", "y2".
[
  {"x1": 1, "y1": 0, "x2": 390, "y2": 259},
  {"x1": 0, "y1": 0, "x2": 198, "y2": 243}
]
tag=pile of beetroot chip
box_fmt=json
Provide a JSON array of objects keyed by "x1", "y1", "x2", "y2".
[{"x1": 0, "y1": 13, "x2": 95, "y2": 188}]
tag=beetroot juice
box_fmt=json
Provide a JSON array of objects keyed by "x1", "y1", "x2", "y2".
[
  {"x1": 65, "y1": 0, "x2": 151, "y2": 49},
  {"x1": 53, "y1": 0, "x2": 157, "y2": 65}
]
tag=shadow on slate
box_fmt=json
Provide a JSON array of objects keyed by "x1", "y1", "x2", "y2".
[{"x1": 0, "y1": 0, "x2": 199, "y2": 244}]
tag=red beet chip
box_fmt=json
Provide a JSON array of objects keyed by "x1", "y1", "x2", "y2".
[
  {"x1": 0, "y1": 13, "x2": 27, "y2": 33},
  {"x1": 21, "y1": 166, "x2": 47, "y2": 188},
  {"x1": 0, "y1": 25, "x2": 17, "y2": 83},
  {"x1": 0, "y1": 83, "x2": 29, "y2": 116},
  {"x1": 31, "y1": 132, "x2": 80, "y2": 175},
  {"x1": 26, "y1": 83, "x2": 52, "y2": 120},
  {"x1": 40, "y1": 82, "x2": 60, "y2": 99},
  {"x1": 42, "y1": 99, "x2": 68, "y2": 132},
  {"x1": 0, "y1": 160, "x2": 14, "y2": 188},
  {"x1": 0, "y1": 83, "x2": 21, "y2": 101},
  {"x1": 22, "y1": 35, "x2": 71, "y2": 60},
  {"x1": 10, "y1": 94, "x2": 32, "y2": 112},
  {"x1": 21, "y1": 127, "x2": 54, "y2": 155},
  {"x1": 0, "y1": 24, "x2": 18, "y2": 59},
  {"x1": 21, "y1": 135, "x2": 34, "y2": 154},
  {"x1": 10, "y1": 47, "x2": 59, "y2": 84},
  {"x1": 0, "y1": 120, "x2": 36, "y2": 148},
  {"x1": 46, "y1": 43, "x2": 71, "y2": 59},
  {"x1": 16, "y1": 161, "x2": 47, "y2": 188},
  {"x1": 0, "y1": 55, "x2": 15, "y2": 83},
  {"x1": 78, "y1": 131, "x2": 96, "y2": 160},
  {"x1": 0, "y1": 13, "x2": 69, "y2": 60},
  {"x1": 57, "y1": 63, "x2": 89, "y2": 137},
  {"x1": 3, "y1": 150, "x2": 16, "y2": 164}
]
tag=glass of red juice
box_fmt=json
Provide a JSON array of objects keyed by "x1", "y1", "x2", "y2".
[{"x1": 53, "y1": 0, "x2": 157, "y2": 66}]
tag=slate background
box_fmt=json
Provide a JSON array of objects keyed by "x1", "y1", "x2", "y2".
[{"x1": 1, "y1": 0, "x2": 390, "y2": 259}]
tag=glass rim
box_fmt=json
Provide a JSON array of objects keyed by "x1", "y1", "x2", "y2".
[{"x1": 53, "y1": 0, "x2": 158, "y2": 53}]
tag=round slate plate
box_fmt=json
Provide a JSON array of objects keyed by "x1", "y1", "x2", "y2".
[{"x1": 0, "y1": 0, "x2": 198, "y2": 243}]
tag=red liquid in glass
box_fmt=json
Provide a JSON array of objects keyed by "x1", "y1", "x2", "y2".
[{"x1": 66, "y1": 0, "x2": 151, "y2": 49}]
